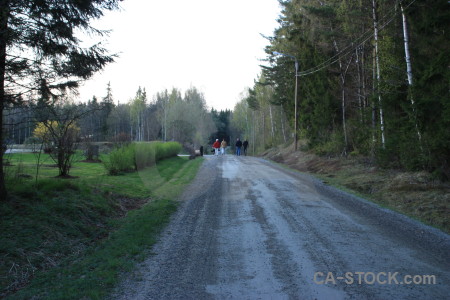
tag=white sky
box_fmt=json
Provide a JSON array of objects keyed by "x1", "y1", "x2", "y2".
[{"x1": 77, "y1": 0, "x2": 281, "y2": 111}]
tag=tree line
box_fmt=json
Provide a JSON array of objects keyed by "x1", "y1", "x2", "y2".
[
  {"x1": 231, "y1": 75, "x2": 292, "y2": 154},
  {"x1": 233, "y1": 0, "x2": 449, "y2": 179},
  {"x1": 4, "y1": 84, "x2": 216, "y2": 147}
]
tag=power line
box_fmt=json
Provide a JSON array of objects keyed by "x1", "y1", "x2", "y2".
[{"x1": 293, "y1": 0, "x2": 418, "y2": 77}]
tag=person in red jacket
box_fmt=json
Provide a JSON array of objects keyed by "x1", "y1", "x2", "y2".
[{"x1": 212, "y1": 139, "x2": 221, "y2": 156}]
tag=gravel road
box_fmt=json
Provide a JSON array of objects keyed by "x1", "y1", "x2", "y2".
[{"x1": 112, "y1": 155, "x2": 449, "y2": 299}]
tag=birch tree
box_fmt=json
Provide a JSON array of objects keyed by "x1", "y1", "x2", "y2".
[
  {"x1": 130, "y1": 87, "x2": 147, "y2": 141},
  {"x1": 400, "y1": 1, "x2": 422, "y2": 149},
  {"x1": 372, "y1": 0, "x2": 386, "y2": 149}
]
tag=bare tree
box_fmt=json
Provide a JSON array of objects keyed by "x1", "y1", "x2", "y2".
[{"x1": 35, "y1": 103, "x2": 90, "y2": 177}]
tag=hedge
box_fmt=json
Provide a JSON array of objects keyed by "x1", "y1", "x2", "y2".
[{"x1": 103, "y1": 141, "x2": 182, "y2": 175}]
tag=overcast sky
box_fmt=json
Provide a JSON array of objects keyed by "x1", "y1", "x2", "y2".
[{"x1": 77, "y1": 0, "x2": 281, "y2": 111}]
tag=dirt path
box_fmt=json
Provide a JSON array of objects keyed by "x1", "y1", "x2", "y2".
[{"x1": 112, "y1": 155, "x2": 449, "y2": 299}]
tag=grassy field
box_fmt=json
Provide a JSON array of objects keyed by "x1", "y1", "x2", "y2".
[{"x1": 1, "y1": 151, "x2": 203, "y2": 299}]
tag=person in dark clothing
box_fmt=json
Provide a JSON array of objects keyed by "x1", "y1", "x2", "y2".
[
  {"x1": 199, "y1": 145, "x2": 204, "y2": 156},
  {"x1": 243, "y1": 140, "x2": 249, "y2": 156},
  {"x1": 235, "y1": 138, "x2": 243, "y2": 156}
]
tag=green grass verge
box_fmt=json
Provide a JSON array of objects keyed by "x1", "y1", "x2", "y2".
[{"x1": 1, "y1": 153, "x2": 203, "y2": 299}]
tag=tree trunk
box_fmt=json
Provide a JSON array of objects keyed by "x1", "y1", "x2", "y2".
[
  {"x1": 401, "y1": 2, "x2": 423, "y2": 148},
  {"x1": 163, "y1": 101, "x2": 167, "y2": 141},
  {"x1": 130, "y1": 123, "x2": 133, "y2": 140},
  {"x1": 333, "y1": 39, "x2": 351, "y2": 155},
  {"x1": 340, "y1": 58, "x2": 353, "y2": 156},
  {"x1": 280, "y1": 104, "x2": 287, "y2": 143},
  {"x1": 371, "y1": 48, "x2": 377, "y2": 156},
  {"x1": 372, "y1": 0, "x2": 386, "y2": 149},
  {"x1": 342, "y1": 87, "x2": 348, "y2": 154},
  {"x1": 0, "y1": 0, "x2": 10, "y2": 200},
  {"x1": 355, "y1": 47, "x2": 364, "y2": 123},
  {"x1": 361, "y1": 45, "x2": 368, "y2": 109},
  {"x1": 294, "y1": 71, "x2": 298, "y2": 151},
  {"x1": 262, "y1": 110, "x2": 265, "y2": 149},
  {"x1": 245, "y1": 104, "x2": 249, "y2": 139},
  {"x1": 252, "y1": 110, "x2": 255, "y2": 154},
  {"x1": 140, "y1": 113, "x2": 143, "y2": 141},
  {"x1": 269, "y1": 105, "x2": 275, "y2": 142}
]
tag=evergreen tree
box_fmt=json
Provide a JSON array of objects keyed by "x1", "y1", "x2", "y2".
[
  {"x1": 256, "y1": 0, "x2": 449, "y2": 178},
  {"x1": 130, "y1": 87, "x2": 147, "y2": 141},
  {"x1": 0, "y1": 0, "x2": 121, "y2": 199},
  {"x1": 210, "y1": 109, "x2": 232, "y2": 145},
  {"x1": 100, "y1": 82, "x2": 115, "y2": 140}
]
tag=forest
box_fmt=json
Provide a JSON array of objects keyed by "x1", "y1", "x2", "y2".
[{"x1": 234, "y1": 0, "x2": 449, "y2": 180}]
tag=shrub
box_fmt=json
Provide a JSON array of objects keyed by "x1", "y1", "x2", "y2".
[
  {"x1": 103, "y1": 141, "x2": 181, "y2": 175},
  {"x1": 83, "y1": 143, "x2": 100, "y2": 161},
  {"x1": 103, "y1": 144, "x2": 135, "y2": 175},
  {"x1": 313, "y1": 131, "x2": 345, "y2": 156},
  {"x1": 154, "y1": 141, "x2": 182, "y2": 161},
  {"x1": 134, "y1": 142, "x2": 156, "y2": 170}
]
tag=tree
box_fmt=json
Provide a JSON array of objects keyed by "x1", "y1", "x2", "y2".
[
  {"x1": 0, "y1": 0, "x2": 121, "y2": 199},
  {"x1": 35, "y1": 103, "x2": 85, "y2": 178},
  {"x1": 210, "y1": 109, "x2": 232, "y2": 145},
  {"x1": 155, "y1": 89, "x2": 169, "y2": 141},
  {"x1": 82, "y1": 96, "x2": 99, "y2": 140},
  {"x1": 183, "y1": 87, "x2": 216, "y2": 147},
  {"x1": 255, "y1": 0, "x2": 449, "y2": 177},
  {"x1": 231, "y1": 73, "x2": 290, "y2": 154},
  {"x1": 399, "y1": 1, "x2": 422, "y2": 151},
  {"x1": 130, "y1": 87, "x2": 147, "y2": 141},
  {"x1": 99, "y1": 82, "x2": 115, "y2": 140},
  {"x1": 33, "y1": 121, "x2": 58, "y2": 145},
  {"x1": 372, "y1": 0, "x2": 386, "y2": 149}
]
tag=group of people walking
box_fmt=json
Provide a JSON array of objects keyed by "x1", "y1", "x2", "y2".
[{"x1": 212, "y1": 138, "x2": 249, "y2": 156}]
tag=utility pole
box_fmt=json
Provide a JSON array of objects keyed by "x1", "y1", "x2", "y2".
[
  {"x1": 294, "y1": 60, "x2": 299, "y2": 151},
  {"x1": 273, "y1": 51, "x2": 299, "y2": 151}
]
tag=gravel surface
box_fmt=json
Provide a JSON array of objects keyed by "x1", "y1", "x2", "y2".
[{"x1": 112, "y1": 155, "x2": 449, "y2": 299}]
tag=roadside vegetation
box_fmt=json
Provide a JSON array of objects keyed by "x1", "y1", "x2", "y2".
[
  {"x1": 103, "y1": 141, "x2": 182, "y2": 175},
  {"x1": 232, "y1": 0, "x2": 449, "y2": 181},
  {"x1": 0, "y1": 146, "x2": 203, "y2": 299},
  {"x1": 262, "y1": 143, "x2": 450, "y2": 234}
]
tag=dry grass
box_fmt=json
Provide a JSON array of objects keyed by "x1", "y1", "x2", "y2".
[{"x1": 262, "y1": 144, "x2": 450, "y2": 234}]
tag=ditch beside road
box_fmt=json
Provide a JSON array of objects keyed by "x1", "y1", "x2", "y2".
[{"x1": 113, "y1": 155, "x2": 449, "y2": 299}]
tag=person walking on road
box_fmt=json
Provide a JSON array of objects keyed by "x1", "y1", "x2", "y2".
[
  {"x1": 220, "y1": 139, "x2": 227, "y2": 155},
  {"x1": 235, "y1": 138, "x2": 243, "y2": 156},
  {"x1": 243, "y1": 140, "x2": 249, "y2": 156},
  {"x1": 212, "y1": 139, "x2": 220, "y2": 156}
]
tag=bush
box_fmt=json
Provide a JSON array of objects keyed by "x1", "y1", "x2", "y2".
[
  {"x1": 103, "y1": 144, "x2": 135, "y2": 175},
  {"x1": 134, "y1": 142, "x2": 156, "y2": 170},
  {"x1": 103, "y1": 141, "x2": 182, "y2": 175},
  {"x1": 154, "y1": 141, "x2": 182, "y2": 161},
  {"x1": 83, "y1": 143, "x2": 100, "y2": 161},
  {"x1": 313, "y1": 131, "x2": 345, "y2": 156}
]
